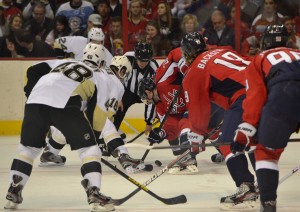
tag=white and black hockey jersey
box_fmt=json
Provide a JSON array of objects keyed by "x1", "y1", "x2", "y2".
[
  {"x1": 27, "y1": 60, "x2": 124, "y2": 132},
  {"x1": 123, "y1": 51, "x2": 158, "y2": 124},
  {"x1": 54, "y1": 36, "x2": 113, "y2": 65}
]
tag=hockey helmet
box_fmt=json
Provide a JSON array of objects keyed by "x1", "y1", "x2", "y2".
[
  {"x1": 181, "y1": 32, "x2": 206, "y2": 65},
  {"x1": 82, "y1": 43, "x2": 106, "y2": 68},
  {"x1": 261, "y1": 25, "x2": 289, "y2": 50},
  {"x1": 138, "y1": 77, "x2": 156, "y2": 101},
  {"x1": 110, "y1": 56, "x2": 132, "y2": 80},
  {"x1": 134, "y1": 42, "x2": 153, "y2": 62},
  {"x1": 88, "y1": 27, "x2": 105, "y2": 43}
]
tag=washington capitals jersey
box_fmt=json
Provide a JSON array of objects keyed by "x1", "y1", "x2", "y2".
[
  {"x1": 243, "y1": 47, "x2": 300, "y2": 127},
  {"x1": 183, "y1": 48, "x2": 250, "y2": 135},
  {"x1": 155, "y1": 48, "x2": 186, "y2": 121}
]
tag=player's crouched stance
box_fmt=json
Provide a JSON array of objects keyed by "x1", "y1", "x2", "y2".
[{"x1": 4, "y1": 44, "x2": 115, "y2": 211}]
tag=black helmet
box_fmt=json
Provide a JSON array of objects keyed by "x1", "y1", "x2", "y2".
[
  {"x1": 138, "y1": 77, "x2": 156, "y2": 100},
  {"x1": 181, "y1": 32, "x2": 206, "y2": 64},
  {"x1": 261, "y1": 25, "x2": 289, "y2": 50},
  {"x1": 134, "y1": 42, "x2": 153, "y2": 62}
]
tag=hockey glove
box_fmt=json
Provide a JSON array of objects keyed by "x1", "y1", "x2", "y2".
[
  {"x1": 179, "y1": 129, "x2": 204, "y2": 154},
  {"x1": 231, "y1": 122, "x2": 257, "y2": 154},
  {"x1": 148, "y1": 128, "x2": 166, "y2": 143}
]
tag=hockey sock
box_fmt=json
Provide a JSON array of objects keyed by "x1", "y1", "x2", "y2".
[
  {"x1": 256, "y1": 168, "x2": 278, "y2": 201},
  {"x1": 226, "y1": 153, "x2": 255, "y2": 187},
  {"x1": 48, "y1": 137, "x2": 65, "y2": 155}
]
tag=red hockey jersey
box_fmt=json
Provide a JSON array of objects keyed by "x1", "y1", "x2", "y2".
[{"x1": 183, "y1": 48, "x2": 250, "y2": 135}]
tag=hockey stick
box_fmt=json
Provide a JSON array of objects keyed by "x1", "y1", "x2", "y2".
[
  {"x1": 126, "y1": 119, "x2": 160, "y2": 144},
  {"x1": 141, "y1": 85, "x2": 183, "y2": 161},
  {"x1": 112, "y1": 124, "x2": 222, "y2": 206},
  {"x1": 101, "y1": 157, "x2": 187, "y2": 205},
  {"x1": 279, "y1": 163, "x2": 300, "y2": 185}
]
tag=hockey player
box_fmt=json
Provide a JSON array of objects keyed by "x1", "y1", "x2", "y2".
[
  {"x1": 54, "y1": 27, "x2": 113, "y2": 64},
  {"x1": 138, "y1": 47, "x2": 224, "y2": 174},
  {"x1": 39, "y1": 55, "x2": 152, "y2": 173},
  {"x1": 181, "y1": 32, "x2": 258, "y2": 210},
  {"x1": 113, "y1": 42, "x2": 158, "y2": 135},
  {"x1": 4, "y1": 43, "x2": 121, "y2": 211},
  {"x1": 231, "y1": 25, "x2": 300, "y2": 212}
]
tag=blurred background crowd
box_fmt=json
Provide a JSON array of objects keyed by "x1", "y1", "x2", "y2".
[{"x1": 1, "y1": 0, "x2": 300, "y2": 58}]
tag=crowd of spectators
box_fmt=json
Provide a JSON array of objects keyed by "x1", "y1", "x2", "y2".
[{"x1": 1, "y1": 0, "x2": 300, "y2": 58}]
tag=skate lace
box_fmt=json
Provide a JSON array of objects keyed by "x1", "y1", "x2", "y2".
[{"x1": 227, "y1": 184, "x2": 250, "y2": 198}]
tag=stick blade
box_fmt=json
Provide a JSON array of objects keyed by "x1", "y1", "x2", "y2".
[{"x1": 160, "y1": 194, "x2": 187, "y2": 205}]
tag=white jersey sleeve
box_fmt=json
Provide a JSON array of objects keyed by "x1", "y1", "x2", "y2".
[{"x1": 54, "y1": 36, "x2": 88, "y2": 59}]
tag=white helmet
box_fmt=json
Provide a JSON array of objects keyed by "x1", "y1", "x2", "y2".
[
  {"x1": 82, "y1": 43, "x2": 106, "y2": 68},
  {"x1": 88, "y1": 27, "x2": 105, "y2": 42},
  {"x1": 110, "y1": 56, "x2": 132, "y2": 80}
]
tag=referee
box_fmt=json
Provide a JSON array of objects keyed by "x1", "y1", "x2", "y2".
[{"x1": 114, "y1": 42, "x2": 159, "y2": 135}]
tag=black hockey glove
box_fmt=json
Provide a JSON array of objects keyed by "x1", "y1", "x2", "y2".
[{"x1": 148, "y1": 128, "x2": 166, "y2": 143}]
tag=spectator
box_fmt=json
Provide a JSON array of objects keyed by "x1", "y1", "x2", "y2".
[
  {"x1": 109, "y1": 0, "x2": 122, "y2": 17},
  {"x1": 203, "y1": 9, "x2": 235, "y2": 48},
  {"x1": 127, "y1": 0, "x2": 147, "y2": 51},
  {"x1": 0, "y1": 0, "x2": 21, "y2": 22},
  {"x1": 180, "y1": 13, "x2": 199, "y2": 36},
  {"x1": 106, "y1": 15, "x2": 123, "y2": 55},
  {"x1": 0, "y1": 6, "x2": 9, "y2": 37},
  {"x1": 282, "y1": 16, "x2": 300, "y2": 49},
  {"x1": 156, "y1": 1, "x2": 180, "y2": 48},
  {"x1": 140, "y1": 0, "x2": 158, "y2": 20},
  {"x1": 73, "y1": 13, "x2": 102, "y2": 37},
  {"x1": 145, "y1": 19, "x2": 171, "y2": 56},
  {"x1": 22, "y1": 0, "x2": 54, "y2": 20},
  {"x1": 251, "y1": 0, "x2": 283, "y2": 34},
  {"x1": 8, "y1": 28, "x2": 56, "y2": 57},
  {"x1": 24, "y1": 2, "x2": 54, "y2": 41},
  {"x1": 173, "y1": 0, "x2": 193, "y2": 20},
  {"x1": 56, "y1": 0, "x2": 94, "y2": 34},
  {"x1": 0, "y1": 14, "x2": 26, "y2": 57},
  {"x1": 45, "y1": 15, "x2": 71, "y2": 47},
  {"x1": 226, "y1": 4, "x2": 251, "y2": 42},
  {"x1": 95, "y1": 0, "x2": 111, "y2": 33},
  {"x1": 241, "y1": 30, "x2": 262, "y2": 56}
]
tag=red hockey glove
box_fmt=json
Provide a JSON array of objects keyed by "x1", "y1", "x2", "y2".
[
  {"x1": 231, "y1": 122, "x2": 257, "y2": 154},
  {"x1": 148, "y1": 128, "x2": 166, "y2": 143}
]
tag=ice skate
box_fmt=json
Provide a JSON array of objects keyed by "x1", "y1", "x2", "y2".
[
  {"x1": 81, "y1": 179, "x2": 114, "y2": 212},
  {"x1": 211, "y1": 152, "x2": 225, "y2": 163},
  {"x1": 168, "y1": 153, "x2": 199, "y2": 175},
  {"x1": 118, "y1": 153, "x2": 153, "y2": 174},
  {"x1": 4, "y1": 175, "x2": 24, "y2": 210},
  {"x1": 220, "y1": 182, "x2": 258, "y2": 210},
  {"x1": 39, "y1": 146, "x2": 66, "y2": 166},
  {"x1": 260, "y1": 200, "x2": 276, "y2": 212}
]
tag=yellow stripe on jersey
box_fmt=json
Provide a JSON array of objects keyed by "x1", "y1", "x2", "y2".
[
  {"x1": 72, "y1": 80, "x2": 96, "y2": 101},
  {"x1": 93, "y1": 107, "x2": 107, "y2": 132}
]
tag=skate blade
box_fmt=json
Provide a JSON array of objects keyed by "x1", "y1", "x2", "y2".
[
  {"x1": 4, "y1": 200, "x2": 19, "y2": 209},
  {"x1": 39, "y1": 162, "x2": 65, "y2": 167},
  {"x1": 168, "y1": 165, "x2": 199, "y2": 175},
  {"x1": 89, "y1": 202, "x2": 115, "y2": 211},
  {"x1": 220, "y1": 200, "x2": 257, "y2": 211}
]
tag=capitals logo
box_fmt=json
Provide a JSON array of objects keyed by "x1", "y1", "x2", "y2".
[{"x1": 163, "y1": 89, "x2": 185, "y2": 113}]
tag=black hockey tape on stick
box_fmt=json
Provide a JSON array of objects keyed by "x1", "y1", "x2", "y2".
[
  {"x1": 112, "y1": 124, "x2": 222, "y2": 206},
  {"x1": 101, "y1": 158, "x2": 187, "y2": 205},
  {"x1": 279, "y1": 163, "x2": 300, "y2": 185}
]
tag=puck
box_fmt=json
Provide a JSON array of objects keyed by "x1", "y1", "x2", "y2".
[
  {"x1": 155, "y1": 160, "x2": 162, "y2": 167},
  {"x1": 144, "y1": 164, "x2": 153, "y2": 171}
]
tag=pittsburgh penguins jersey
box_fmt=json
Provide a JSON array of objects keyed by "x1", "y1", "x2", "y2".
[
  {"x1": 27, "y1": 60, "x2": 124, "y2": 132},
  {"x1": 54, "y1": 36, "x2": 113, "y2": 65}
]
